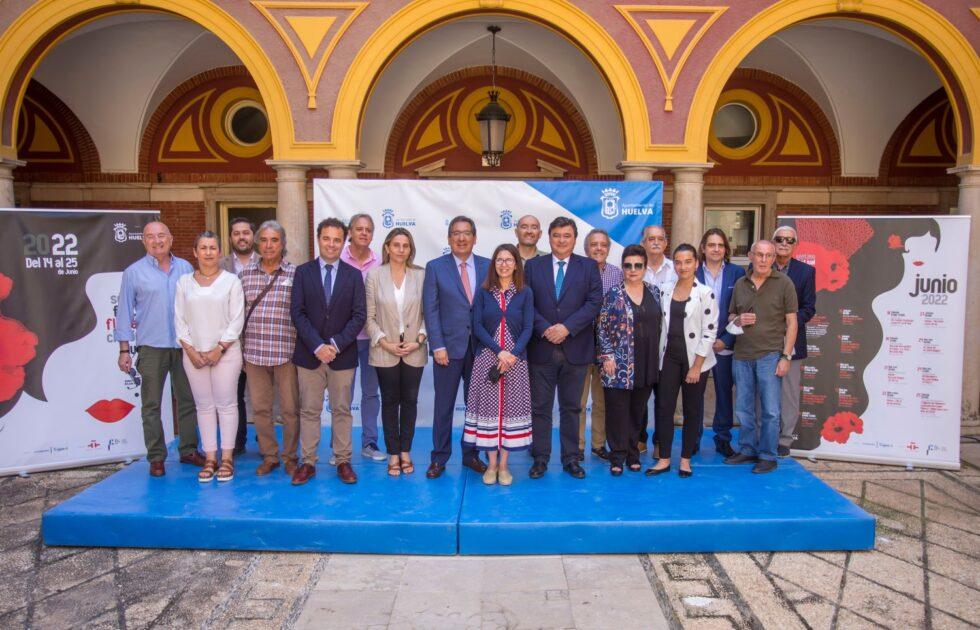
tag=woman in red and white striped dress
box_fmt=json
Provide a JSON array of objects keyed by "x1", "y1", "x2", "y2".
[{"x1": 463, "y1": 244, "x2": 534, "y2": 486}]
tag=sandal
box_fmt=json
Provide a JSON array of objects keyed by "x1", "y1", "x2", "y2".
[
  {"x1": 198, "y1": 459, "x2": 218, "y2": 482},
  {"x1": 388, "y1": 458, "x2": 401, "y2": 477},
  {"x1": 216, "y1": 459, "x2": 234, "y2": 482},
  {"x1": 400, "y1": 457, "x2": 415, "y2": 475}
]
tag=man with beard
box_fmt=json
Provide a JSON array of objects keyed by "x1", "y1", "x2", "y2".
[
  {"x1": 515, "y1": 215, "x2": 548, "y2": 263},
  {"x1": 220, "y1": 218, "x2": 258, "y2": 454}
]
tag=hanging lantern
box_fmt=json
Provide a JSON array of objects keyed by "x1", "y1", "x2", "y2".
[{"x1": 475, "y1": 26, "x2": 510, "y2": 167}]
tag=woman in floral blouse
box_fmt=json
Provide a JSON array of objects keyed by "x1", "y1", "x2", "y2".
[{"x1": 596, "y1": 244, "x2": 663, "y2": 475}]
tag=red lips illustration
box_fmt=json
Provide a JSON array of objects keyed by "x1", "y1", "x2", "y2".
[
  {"x1": 912, "y1": 260, "x2": 924, "y2": 267},
  {"x1": 86, "y1": 399, "x2": 135, "y2": 423}
]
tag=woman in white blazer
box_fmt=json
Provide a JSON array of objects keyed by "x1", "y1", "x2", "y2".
[
  {"x1": 365, "y1": 228, "x2": 427, "y2": 476},
  {"x1": 647, "y1": 243, "x2": 717, "y2": 478}
]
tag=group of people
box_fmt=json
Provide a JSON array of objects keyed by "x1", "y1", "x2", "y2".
[{"x1": 114, "y1": 210, "x2": 815, "y2": 486}]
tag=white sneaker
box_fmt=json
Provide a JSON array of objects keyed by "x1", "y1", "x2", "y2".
[{"x1": 361, "y1": 445, "x2": 387, "y2": 462}]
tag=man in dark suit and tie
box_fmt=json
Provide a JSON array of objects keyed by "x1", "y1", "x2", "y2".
[
  {"x1": 290, "y1": 218, "x2": 366, "y2": 486},
  {"x1": 422, "y1": 216, "x2": 491, "y2": 479},
  {"x1": 525, "y1": 217, "x2": 603, "y2": 478}
]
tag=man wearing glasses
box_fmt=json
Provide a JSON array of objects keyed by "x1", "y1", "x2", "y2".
[
  {"x1": 724, "y1": 240, "x2": 798, "y2": 474},
  {"x1": 771, "y1": 226, "x2": 816, "y2": 457},
  {"x1": 421, "y1": 216, "x2": 490, "y2": 478}
]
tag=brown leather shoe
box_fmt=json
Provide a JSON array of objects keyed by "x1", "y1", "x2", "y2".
[
  {"x1": 149, "y1": 461, "x2": 165, "y2": 477},
  {"x1": 179, "y1": 451, "x2": 207, "y2": 467},
  {"x1": 291, "y1": 463, "x2": 316, "y2": 485},
  {"x1": 463, "y1": 457, "x2": 488, "y2": 474},
  {"x1": 284, "y1": 460, "x2": 298, "y2": 476},
  {"x1": 337, "y1": 462, "x2": 358, "y2": 484},
  {"x1": 256, "y1": 459, "x2": 280, "y2": 476},
  {"x1": 426, "y1": 462, "x2": 445, "y2": 479}
]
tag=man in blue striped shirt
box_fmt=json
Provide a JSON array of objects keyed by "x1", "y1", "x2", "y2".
[{"x1": 115, "y1": 221, "x2": 205, "y2": 477}]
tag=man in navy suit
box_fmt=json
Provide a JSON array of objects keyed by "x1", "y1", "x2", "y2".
[
  {"x1": 772, "y1": 226, "x2": 816, "y2": 457},
  {"x1": 422, "y1": 216, "x2": 491, "y2": 479},
  {"x1": 290, "y1": 218, "x2": 366, "y2": 486},
  {"x1": 696, "y1": 228, "x2": 746, "y2": 457},
  {"x1": 525, "y1": 217, "x2": 603, "y2": 479}
]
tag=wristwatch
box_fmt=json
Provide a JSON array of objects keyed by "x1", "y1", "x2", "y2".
[{"x1": 780, "y1": 353, "x2": 792, "y2": 361}]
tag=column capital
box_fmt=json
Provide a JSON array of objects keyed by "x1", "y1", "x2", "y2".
[
  {"x1": 616, "y1": 161, "x2": 658, "y2": 181},
  {"x1": 948, "y1": 164, "x2": 980, "y2": 184},
  {"x1": 0, "y1": 157, "x2": 26, "y2": 170},
  {"x1": 668, "y1": 163, "x2": 714, "y2": 180}
]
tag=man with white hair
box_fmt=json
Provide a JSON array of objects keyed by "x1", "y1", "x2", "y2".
[{"x1": 771, "y1": 226, "x2": 816, "y2": 457}]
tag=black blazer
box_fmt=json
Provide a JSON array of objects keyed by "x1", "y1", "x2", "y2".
[
  {"x1": 524, "y1": 253, "x2": 603, "y2": 365},
  {"x1": 290, "y1": 258, "x2": 366, "y2": 370}
]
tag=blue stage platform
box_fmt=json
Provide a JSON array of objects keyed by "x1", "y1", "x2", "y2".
[{"x1": 42, "y1": 428, "x2": 874, "y2": 555}]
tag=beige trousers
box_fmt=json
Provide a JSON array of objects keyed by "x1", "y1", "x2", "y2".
[
  {"x1": 297, "y1": 363, "x2": 355, "y2": 465},
  {"x1": 244, "y1": 360, "x2": 300, "y2": 464},
  {"x1": 578, "y1": 364, "x2": 607, "y2": 451}
]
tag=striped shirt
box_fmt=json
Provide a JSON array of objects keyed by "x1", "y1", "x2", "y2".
[{"x1": 239, "y1": 260, "x2": 297, "y2": 366}]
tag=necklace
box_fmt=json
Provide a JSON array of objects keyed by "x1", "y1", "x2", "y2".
[{"x1": 197, "y1": 268, "x2": 220, "y2": 280}]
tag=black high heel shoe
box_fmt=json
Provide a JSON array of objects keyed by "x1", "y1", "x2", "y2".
[
  {"x1": 679, "y1": 467, "x2": 693, "y2": 478},
  {"x1": 645, "y1": 465, "x2": 671, "y2": 476}
]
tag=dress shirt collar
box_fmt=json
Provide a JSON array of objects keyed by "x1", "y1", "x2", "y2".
[
  {"x1": 341, "y1": 243, "x2": 378, "y2": 270},
  {"x1": 552, "y1": 254, "x2": 571, "y2": 266},
  {"x1": 145, "y1": 253, "x2": 177, "y2": 270},
  {"x1": 318, "y1": 257, "x2": 339, "y2": 272},
  {"x1": 452, "y1": 253, "x2": 473, "y2": 268}
]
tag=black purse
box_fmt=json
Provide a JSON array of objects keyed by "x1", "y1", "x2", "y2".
[{"x1": 487, "y1": 364, "x2": 502, "y2": 384}]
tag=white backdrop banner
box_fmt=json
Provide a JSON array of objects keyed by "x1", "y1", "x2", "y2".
[
  {"x1": 779, "y1": 215, "x2": 968, "y2": 469},
  {"x1": 314, "y1": 179, "x2": 663, "y2": 424},
  {"x1": 0, "y1": 209, "x2": 174, "y2": 476}
]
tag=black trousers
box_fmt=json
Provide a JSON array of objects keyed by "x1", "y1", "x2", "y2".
[
  {"x1": 530, "y1": 347, "x2": 588, "y2": 466},
  {"x1": 235, "y1": 369, "x2": 248, "y2": 450},
  {"x1": 376, "y1": 360, "x2": 424, "y2": 454},
  {"x1": 604, "y1": 386, "x2": 653, "y2": 467},
  {"x1": 655, "y1": 353, "x2": 709, "y2": 459}
]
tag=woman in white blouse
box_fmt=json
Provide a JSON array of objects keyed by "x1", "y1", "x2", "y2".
[
  {"x1": 647, "y1": 243, "x2": 717, "y2": 478},
  {"x1": 364, "y1": 228, "x2": 427, "y2": 476},
  {"x1": 175, "y1": 231, "x2": 245, "y2": 482}
]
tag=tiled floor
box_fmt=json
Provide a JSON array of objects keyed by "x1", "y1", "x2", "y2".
[{"x1": 1, "y1": 451, "x2": 977, "y2": 628}]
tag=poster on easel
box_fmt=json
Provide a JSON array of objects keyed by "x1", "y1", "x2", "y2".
[
  {"x1": 779, "y1": 215, "x2": 968, "y2": 470},
  {"x1": 0, "y1": 209, "x2": 173, "y2": 476}
]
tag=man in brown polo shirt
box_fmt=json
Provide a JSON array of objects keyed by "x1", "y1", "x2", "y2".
[{"x1": 724, "y1": 239, "x2": 798, "y2": 473}]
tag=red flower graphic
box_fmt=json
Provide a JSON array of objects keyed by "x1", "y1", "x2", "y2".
[
  {"x1": 794, "y1": 242, "x2": 851, "y2": 292},
  {"x1": 887, "y1": 234, "x2": 903, "y2": 250},
  {"x1": 0, "y1": 273, "x2": 39, "y2": 402},
  {"x1": 820, "y1": 412, "x2": 864, "y2": 445}
]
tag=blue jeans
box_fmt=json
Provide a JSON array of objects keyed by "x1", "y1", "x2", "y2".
[
  {"x1": 710, "y1": 354, "x2": 735, "y2": 446},
  {"x1": 733, "y1": 352, "x2": 782, "y2": 461},
  {"x1": 353, "y1": 339, "x2": 381, "y2": 448}
]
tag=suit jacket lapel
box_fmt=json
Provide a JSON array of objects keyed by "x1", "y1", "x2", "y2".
[
  {"x1": 313, "y1": 262, "x2": 329, "y2": 312},
  {"x1": 449, "y1": 255, "x2": 471, "y2": 302},
  {"x1": 542, "y1": 257, "x2": 558, "y2": 305}
]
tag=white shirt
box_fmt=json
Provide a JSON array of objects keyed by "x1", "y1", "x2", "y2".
[
  {"x1": 644, "y1": 257, "x2": 677, "y2": 287},
  {"x1": 174, "y1": 271, "x2": 245, "y2": 352},
  {"x1": 393, "y1": 280, "x2": 406, "y2": 335},
  {"x1": 552, "y1": 254, "x2": 571, "y2": 282}
]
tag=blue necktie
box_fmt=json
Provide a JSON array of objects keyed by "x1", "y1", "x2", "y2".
[
  {"x1": 323, "y1": 263, "x2": 333, "y2": 307},
  {"x1": 555, "y1": 260, "x2": 566, "y2": 299}
]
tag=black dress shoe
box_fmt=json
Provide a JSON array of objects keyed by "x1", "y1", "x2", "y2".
[
  {"x1": 645, "y1": 465, "x2": 671, "y2": 476},
  {"x1": 715, "y1": 442, "x2": 736, "y2": 458},
  {"x1": 529, "y1": 461, "x2": 547, "y2": 479},
  {"x1": 463, "y1": 458, "x2": 487, "y2": 474},
  {"x1": 591, "y1": 447, "x2": 610, "y2": 461},
  {"x1": 777, "y1": 445, "x2": 791, "y2": 458},
  {"x1": 562, "y1": 462, "x2": 586, "y2": 479},
  {"x1": 679, "y1": 467, "x2": 693, "y2": 478},
  {"x1": 724, "y1": 452, "x2": 758, "y2": 465},
  {"x1": 577, "y1": 451, "x2": 585, "y2": 462},
  {"x1": 426, "y1": 462, "x2": 445, "y2": 479},
  {"x1": 752, "y1": 460, "x2": 777, "y2": 474}
]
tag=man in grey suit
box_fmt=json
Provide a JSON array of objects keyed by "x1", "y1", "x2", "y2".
[{"x1": 220, "y1": 217, "x2": 259, "y2": 454}]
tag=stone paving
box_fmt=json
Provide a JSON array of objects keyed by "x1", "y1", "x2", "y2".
[{"x1": 1, "y1": 449, "x2": 978, "y2": 629}]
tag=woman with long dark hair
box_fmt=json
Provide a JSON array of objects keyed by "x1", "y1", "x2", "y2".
[{"x1": 463, "y1": 244, "x2": 534, "y2": 485}]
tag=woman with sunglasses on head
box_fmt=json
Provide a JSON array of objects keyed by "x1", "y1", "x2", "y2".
[
  {"x1": 597, "y1": 244, "x2": 662, "y2": 475},
  {"x1": 647, "y1": 243, "x2": 717, "y2": 478},
  {"x1": 463, "y1": 244, "x2": 534, "y2": 485}
]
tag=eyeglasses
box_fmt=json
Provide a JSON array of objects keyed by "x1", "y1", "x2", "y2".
[
  {"x1": 495, "y1": 258, "x2": 516, "y2": 265},
  {"x1": 450, "y1": 230, "x2": 474, "y2": 238},
  {"x1": 773, "y1": 236, "x2": 797, "y2": 245},
  {"x1": 622, "y1": 262, "x2": 645, "y2": 270}
]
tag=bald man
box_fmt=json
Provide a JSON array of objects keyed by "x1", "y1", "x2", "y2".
[
  {"x1": 515, "y1": 214, "x2": 549, "y2": 263},
  {"x1": 115, "y1": 221, "x2": 204, "y2": 477}
]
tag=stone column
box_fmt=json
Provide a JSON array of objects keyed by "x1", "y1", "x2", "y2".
[
  {"x1": 670, "y1": 164, "x2": 712, "y2": 250},
  {"x1": 268, "y1": 162, "x2": 310, "y2": 264},
  {"x1": 0, "y1": 158, "x2": 25, "y2": 207},
  {"x1": 950, "y1": 165, "x2": 980, "y2": 429},
  {"x1": 617, "y1": 161, "x2": 658, "y2": 181}
]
